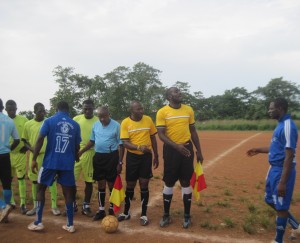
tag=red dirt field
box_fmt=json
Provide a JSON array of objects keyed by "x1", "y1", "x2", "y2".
[{"x1": 1, "y1": 131, "x2": 300, "y2": 243}]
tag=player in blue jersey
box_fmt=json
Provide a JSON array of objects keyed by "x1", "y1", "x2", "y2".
[
  {"x1": 247, "y1": 98, "x2": 299, "y2": 243},
  {"x1": 0, "y1": 98, "x2": 20, "y2": 223},
  {"x1": 27, "y1": 101, "x2": 81, "y2": 233},
  {"x1": 78, "y1": 106, "x2": 124, "y2": 220}
]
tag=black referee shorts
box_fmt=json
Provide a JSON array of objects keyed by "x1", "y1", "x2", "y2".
[
  {"x1": 0, "y1": 153, "x2": 12, "y2": 189},
  {"x1": 126, "y1": 151, "x2": 153, "y2": 181},
  {"x1": 163, "y1": 141, "x2": 194, "y2": 186},
  {"x1": 93, "y1": 150, "x2": 119, "y2": 182}
]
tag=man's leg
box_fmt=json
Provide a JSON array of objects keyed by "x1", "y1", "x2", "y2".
[
  {"x1": 107, "y1": 181, "x2": 114, "y2": 215},
  {"x1": 139, "y1": 178, "x2": 150, "y2": 226},
  {"x1": 27, "y1": 184, "x2": 47, "y2": 231},
  {"x1": 62, "y1": 185, "x2": 75, "y2": 232},
  {"x1": 93, "y1": 180, "x2": 107, "y2": 220},
  {"x1": 49, "y1": 181, "x2": 60, "y2": 215},
  {"x1": 18, "y1": 175, "x2": 28, "y2": 214},
  {"x1": 82, "y1": 181, "x2": 93, "y2": 217},
  {"x1": 118, "y1": 181, "x2": 136, "y2": 221},
  {"x1": 160, "y1": 184, "x2": 173, "y2": 227},
  {"x1": 180, "y1": 180, "x2": 192, "y2": 229}
]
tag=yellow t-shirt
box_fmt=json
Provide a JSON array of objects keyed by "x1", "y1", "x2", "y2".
[
  {"x1": 11, "y1": 115, "x2": 28, "y2": 154},
  {"x1": 120, "y1": 115, "x2": 157, "y2": 155},
  {"x1": 22, "y1": 118, "x2": 47, "y2": 154},
  {"x1": 156, "y1": 104, "x2": 195, "y2": 144},
  {"x1": 73, "y1": 114, "x2": 98, "y2": 149}
]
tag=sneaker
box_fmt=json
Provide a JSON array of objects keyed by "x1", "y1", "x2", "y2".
[
  {"x1": 117, "y1": 213, "x2": 131, "y2": 222},
  {"x1": 51, "y1": 207, "x2": 61, "y2": 216},
  {"x1": 81, "y1": 207, "x2": 93, "y2": 217},
  {"x1": 290, "y1": 226, "x2": 300, "y2": 240},
  {"x1": 93, "y1": 210, "x2": 106, "y2": 221},
  {"x1": 140, "y1": 215, "x2": 149, "y2": 226},
  {"x1": 182, "y1": 216, "x2": 191, "y2": 229},
  {"x1": 108, "y1": 208, "x2": 115, "y2": 216},
  {"x1": 0, "y1": 205, "x2": 13, "y2": 223},
  {"x1": 28, "y1": 222, "x2": 44, "y2": 231},
  {"x1": 160, "y1": 214, "x2": 171, "y2": 227},
  {"x1": 26, "y1": 207, "x2": 37, "y2": 216},
  {"x1": 20, "y1": 204, "x2": 28, "y2": 215},
  {"x1": 62, "y1": 225, "x2": 75, "y2": 233}
]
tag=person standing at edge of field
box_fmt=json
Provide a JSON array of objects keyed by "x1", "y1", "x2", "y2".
[
  {"x1": 156, "y1": 87, "x2": 204, "y2": 229},
  {"x1": 27, "y1": 101, "x2": 81, "y2": 233},
  {"x1": 22, "y1": 103, "x2": 61, "y2": 216},
  {"x1": 247, "y1": 98, "x2": 299, "y2": 243},
  {"x1": 78, "y1": 106, "x2": 124, "y2": 220},
  {"x1": 73, "y1": 99, "x2": 98, "y2": 217},
  {"x1": 117, "y1": 101, "x2": 159, "y2": 226},
  {"x1": 5, "y1": 100, "x2": 29, "y2": 214},
  {"x1": 0, "y1": 98, "x2": 20, "y2": 223}
]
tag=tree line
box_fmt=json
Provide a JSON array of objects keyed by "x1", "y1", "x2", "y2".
[{"x1": 20, "y1": 62, "x2": 300, "y2": 121}]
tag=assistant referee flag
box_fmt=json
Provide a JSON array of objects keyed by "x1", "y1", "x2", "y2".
[
  {"x1": 109, "y1": 175, "x2": 125, "y2": 213},
  {"x1": 190, "y1": 162, "x2": 207, "y2": 201}
]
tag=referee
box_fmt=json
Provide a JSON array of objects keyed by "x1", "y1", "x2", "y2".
[
  {"x1": 156, "y1": 87, "x2": 204, "y2": 229},
  {"x1": 117, "y1": 101, "x2": 159, "y2": 226}
]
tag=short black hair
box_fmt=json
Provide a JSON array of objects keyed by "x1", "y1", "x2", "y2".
[
  {"x1": 5, "y1": 100, "x2": 17, "y2": 107},
  {"x1": 57, "y1": 101, "x2": 69, "y2": 112},
  {"x1": 0, "y1": 98, "x2": 4, "y2": 111},
  {"x1": 83, "y1": 99, "x2": 94, "y2": 106},
  {"x1": 34, "y1": 103, "x2": 44, "y2": 113},
  {"x1": 273, "y1": 98, "x2": 288, "y2": 112}
]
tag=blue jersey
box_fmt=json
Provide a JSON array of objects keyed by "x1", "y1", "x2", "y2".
[
  {"x1": 269, "y1": 114, "x2": 298, "y2": 166},
  {"x1": 40, "y1": 111, "x2": 81, "y2": 170},
  {"x1": 0, "y1": 112, "x2": 19, "y2": 154},
  {"x1": 90, "y1": 118, "x2": 122, "y2": 153}
]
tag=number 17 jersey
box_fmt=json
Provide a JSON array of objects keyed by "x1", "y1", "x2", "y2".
[{"x1": 40, "y1": 111, "x2": 81, "y2": 171}]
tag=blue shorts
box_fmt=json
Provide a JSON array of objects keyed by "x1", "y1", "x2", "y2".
[
  {"x1": 38, "y1": 167, "x2": 76, "y2": 187},
  {"x1": 265, "y1": 165, "x2": 296, "y2": 210}
]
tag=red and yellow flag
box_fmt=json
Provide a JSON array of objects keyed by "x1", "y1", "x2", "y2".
[
  {"x1": 109, "y1": 175, "x2": 125, "y2": 213},
  {"x1": 190, "y1": 162, "x2": 207, "y2": 201}
]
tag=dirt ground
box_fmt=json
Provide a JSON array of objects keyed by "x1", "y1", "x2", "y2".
[{"x1": 1, "y1": 131, "x2": 300, "y2": 243}]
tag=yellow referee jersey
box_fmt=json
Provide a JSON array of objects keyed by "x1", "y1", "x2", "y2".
[
  {"x1": 120, "y1": 115, "x2": 157, "y2": 155},
  {"x1": 156, "y1": 104, "x2": 195, "y2": 144}
]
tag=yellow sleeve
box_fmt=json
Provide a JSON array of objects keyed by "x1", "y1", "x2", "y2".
[
  {"x1": 120, "y1": 119, "x2": 129, "y2": 140},
  {"x1": 156, "y1": 108, "x2": 165, "y2": 127}
]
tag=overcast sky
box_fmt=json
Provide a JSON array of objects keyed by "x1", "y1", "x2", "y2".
[{"x1": 1, "y1": 0, "x2": 299, "y2": 112}]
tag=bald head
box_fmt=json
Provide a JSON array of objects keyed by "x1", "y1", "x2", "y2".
[{"x1": 97, "y1": 106, "x2": 110, "y2": 126}]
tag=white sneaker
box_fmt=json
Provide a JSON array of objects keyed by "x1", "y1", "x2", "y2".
[
  {"x1": 51, "y1": 207, "x2": 61, "y2": 216},
  {"x1": 270, "y1": 240, "x2": 284, "y2": 243},
  {"x1": 28, "y1": 222, "x2": 44, "y2": 231},
  {"x1": 0, "y1": 205, "x2": 12, "y2": 223},
  {"x1": 62, "y1": 225, "x2": 75, "y2": 233},
  {"x1": 26, "y1": 207, "x2": 37, "y2": 216}
]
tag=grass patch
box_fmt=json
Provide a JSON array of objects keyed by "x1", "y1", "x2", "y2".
[
  {"x1": 223, "y1": 217, "x2": 235, "y2": 228},
  {"x1": 224, "y1": 189, "x2": 233, "y2": 196},
  {"x1": 216, "y1": 201, "x2": 230, "y2": 207},
  {"x1": 200, "y1": 221, "x2": 218, "y2": 230}
]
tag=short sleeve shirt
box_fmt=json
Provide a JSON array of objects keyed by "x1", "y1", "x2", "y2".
[
  {"x1": 0, "y1": 112, "x2": 19, "y2": 154},
  {"x1": 90, "y1": 119, "x2": 122, "y2": 153},
  {"x1": 120, "y1": 115, "x2": 157, "y2": 155},
  {"x1": 269, "y1": 114, "x2": 298, "y2": 166},
  {"x1": 40, "y1": 111, "x2": 81, "y2": 170},
  {"x1": 156, "y1": 104, "x2": 195, "y2": 144}
]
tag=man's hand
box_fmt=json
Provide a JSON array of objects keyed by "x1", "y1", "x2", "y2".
[
  {"x1": 175, "y1": 143, "x2": 191, "y2": 157},
  {"x1": 196, "y1": 150, "x2": 204, "y2": 164},
  {"x1": 19, "y1": 146, "x2": 28, "y2": 154},
  {"x1": 117, "y1": 163, "x2": 123, "y2": 175},
  {"x1": 277, "y1": 181, "x2": 287, "y2": 197},
  {"x1": 246, "y1": 148, "x2": 259, "y2": 157},
  {"x1": 153, "y1": 156, "x2": 159, "y2": 169},
  {"x1": 31, "y1": 160, "x2": 38, "y2": 174},
  {"x1": 140, "y1": 145, "x2": 151, "y2": 154}
]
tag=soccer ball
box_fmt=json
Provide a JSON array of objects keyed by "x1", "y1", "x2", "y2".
[{"x1": 101, "y1": 215, "x2": 119, "y2": 233}]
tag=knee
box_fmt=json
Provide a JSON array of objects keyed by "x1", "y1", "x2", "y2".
[{"x1": 179, "y1": 180, "x2": 190, "y2": 188}]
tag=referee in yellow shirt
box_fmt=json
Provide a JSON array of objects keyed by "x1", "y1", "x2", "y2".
[
  {"x1": 156, "y1": 87, "x2": 204, "y2": 229},
  {"x1": 117, "y1": 101, "x2": 159, "y2": 226}
]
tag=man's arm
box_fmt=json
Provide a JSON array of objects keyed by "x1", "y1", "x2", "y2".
[
  {"x1": 10, "y1": 139, "x2": 20, "y2": 151},
  {"x1": 117, "y1": 144, "x2": 125, "y2": 174},
  {"x1": 122, "y1": 140, "x2": 151, "y2": 153},
  {"x1": 277, "y1": 149, "x2": 295, "y2": 197},
  {"x1": 150, "y1": 134, "x2": 159, "y2": 169},
  {"x1": 189, "y1": 125, "x2": 203, "y2": 163},
  {"x1": 78, "y1": 140, "x2": 95, "y2": 158},
  {"x1": 31, "y1": 135, "x2": 45, "y2": 173},
  {"x1": 246, "y1": 147, "x2": 269, "y2": 156},
  {"x1": 157, "y1": 127, "x2": 191, "y2": 157}
]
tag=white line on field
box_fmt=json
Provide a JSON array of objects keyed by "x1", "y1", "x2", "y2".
[{"x1": 203, "y1": 133, "x2": 261, "y2": 170}]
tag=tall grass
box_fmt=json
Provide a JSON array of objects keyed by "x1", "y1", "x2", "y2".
[{"x1": 196, "y1": 119, "x2": 300, "y2": 131}]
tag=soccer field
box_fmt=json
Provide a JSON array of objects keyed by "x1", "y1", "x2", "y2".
[{"x1": 1, "y1": 131, "x2": 300, "y2": 243}]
